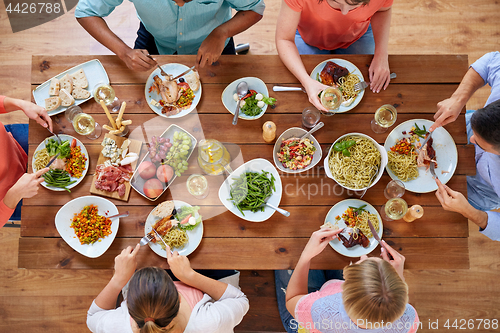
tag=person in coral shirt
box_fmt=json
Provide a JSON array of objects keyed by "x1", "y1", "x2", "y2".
[{"x1": 0, "y1": 95, "x2": 52, "y2": 227}]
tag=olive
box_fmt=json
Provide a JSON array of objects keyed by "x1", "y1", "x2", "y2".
[{"x1": 179, "y1": 78, "x2": 185, "y2": 83}]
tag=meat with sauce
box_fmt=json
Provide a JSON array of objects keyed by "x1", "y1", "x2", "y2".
[
  {"x1": 320, "y1": 61, "x2": 349, "y2": 86},
  {"x1": 338, "y1": 229, "x2": 370, "y2": 248},
  {"x1": 417, "y1": 135, "x2": 437, "y2": 170}
]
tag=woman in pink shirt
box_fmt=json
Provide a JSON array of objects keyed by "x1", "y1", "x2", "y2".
[
  {"x1": 0, "y1": 95, "x2": 52, "y2": 227},
  {"x1": 275, "y1": 0, "x2": 393, "y2": 112}
]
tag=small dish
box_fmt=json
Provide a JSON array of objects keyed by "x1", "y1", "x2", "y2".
[
  {"x1": 55, "y1": 196, "x2": 119, "y2": 258},
  {"x1": 221, "y1": 77, "x2": 269, "y2": 120},
  {"x1": 273, "y1": 127, "x2": 322, "y2": 174},
  {"x1": 218, "y1": 158, "x2": 283, "y2": 222}
]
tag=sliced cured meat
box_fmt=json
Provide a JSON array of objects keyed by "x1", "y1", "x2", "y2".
[
  {"x1": 320, "y1": 61, "x2": 349, "y2": 86},
  {"x1": 94, "y1": 164, "x2": 132, "y2": 196}
]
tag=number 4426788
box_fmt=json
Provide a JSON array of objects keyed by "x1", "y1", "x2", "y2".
[
  {"x1": 5, "y1": 2, "x2": 61, "y2": 14},
  {"x1": 444, "y1": 319, "x2": 498, "y2": 330}
]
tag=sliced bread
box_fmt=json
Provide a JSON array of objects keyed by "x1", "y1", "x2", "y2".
[
  {"x1": 72, "y1": 87, "x2": 91, "y2": 100},
  {"x1": 71, "y1": 69, "x2": 88, "y2": 89},
  {"x1": 151, "y1": 200, "x2": 175, "y2": 218},
  {"x1": 48, "y1": 78, "x2": 60, "y2": 96},
  {"x1": 59, "y1": 88, "x2": 75, "y2": 107},
  {"x1": 185, "y1": 71, "x2": 200, "y2": 92},
  {"x1": 45, "y1": 97, "x2": 61, "y2": 112},
  {"x1": 60, "y1": 74, "x2": 73, "y2": 94}
]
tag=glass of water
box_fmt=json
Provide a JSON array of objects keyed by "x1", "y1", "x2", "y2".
[
  {"x1": 302, "y1": 107, "x2": 321, "y2": 128},
  {"x1": 384, "y1": 180, "x2": 405, "y2": 199}
]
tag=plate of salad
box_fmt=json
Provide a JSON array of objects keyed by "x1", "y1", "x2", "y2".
[
  {"x1": 221, "y1": 77, "x2": 276, "y2": 120},
  {"x1": 32, "y1": 134, "x2": 89, "y2": 192}
]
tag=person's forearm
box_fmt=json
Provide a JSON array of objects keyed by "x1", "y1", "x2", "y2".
[
  {"x1": 182, "y1": 271, "x2": 228, "y2": 301},
  {"x1": 276, "y1": 39, "x2": 311, "y2": 85},
  {"x1": 212, "y1": 10, "x2": 262, "y2": 40},
  {"x1": 285, "y1": 255, "x2": 310, "y2": 302},
  {"x1": 370, "y1": 8, "x2": 391, "y2": 59},
  {"x1": 3, "y1": 186, "x2": 21, "y2": 210},
  {"x1": 3, "y1": 97, "x2": 27, "y2": 113},
  {"x1": 77, "y1": 17, "x2": 130, "y2": 58},
  {"x1": 94, "y1": 276, "x2": 127, "y2": 310},
  {"x1": 450, "y1": 68, "x2": 485, "y2": 107},
  {"x1": 462, "y1": 205, "x2": 488, "y2": 230}
]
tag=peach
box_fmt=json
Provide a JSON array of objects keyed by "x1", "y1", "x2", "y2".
[
  {"x1": 143, "y1": 178, "x2": 164, "y2": 198},
  {"x1": 156, "y1": 165, "x2": 174, "y2": 184},
  {"x1": 138, "y1": 161, "x2": 156, "y2": 180}
]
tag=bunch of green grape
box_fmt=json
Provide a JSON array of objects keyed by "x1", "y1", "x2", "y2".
[{"x1": 163, "y1": 131, "x2": 192, "y2": 177}]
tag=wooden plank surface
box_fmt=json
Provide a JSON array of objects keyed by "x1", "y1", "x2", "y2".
[{"x1": 18, "y1": 237, "x2": 469, "y2": 270}]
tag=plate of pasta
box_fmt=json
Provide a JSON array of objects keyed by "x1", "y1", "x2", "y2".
[
  {"x1": 32, "y1": 134, "x2": 89, "y2": 192},
  {"x1": 145, "y1": 200, "x2": 203, "y2": 258},
  {"x1": 384, "y1": 119, "x2": 457, "y2": 193},
  {"x1": 310, "y1": 58, "x2": 365, "y2": 113},
  {"x1": 323, "y1": 199, "x2": 383, "y2": 257}
]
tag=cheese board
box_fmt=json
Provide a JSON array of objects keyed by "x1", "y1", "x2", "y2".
[{"x1": 90, "y1": 133, "x2": 143, "y2": 201}]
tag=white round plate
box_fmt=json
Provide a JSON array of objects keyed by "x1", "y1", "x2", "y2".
[
  {"x1": 55, "y1": 196, "x2": 119, "y2": 258},
  {"x1": 273, "y1": 127, "x2": 322, "y2": 174},
  {"x1": 32, "y1": 134, "x2": 89, "y2": 191},
  {"x1": 221, "y1": 77, "x2": 269, "y2": 120},
  {"x1": 218, "y1": 158, "x2": 283, "y2": 222},
  {"x1": 325, "y1": 199, "x2": 383, "y2": 258},
  {"x1": 145, "y1": 63, "x2": 202, "y2": 118},
  {"x1": 310, "y1": 58, "x2": 365, "y2": 113},
  {"x1": 384, "y1": 119, "x2": 458, "y2": 193},
  {"x1": 146, "y1": 200, "x2": 204, "y2": 258}
]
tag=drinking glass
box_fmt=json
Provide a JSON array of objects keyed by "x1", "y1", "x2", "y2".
[
  {"x1": 384, "y1": 180, "x2": 405, "y2": 199},
  {"x1": 65, "y1": 105, "x2": 102, "y2": 140},
  {"x1": 380, "y1": 197, "x2": 408, "y2": 221},
  {"x1": 319, "y1": 86, "x2": 342, "y2": 115},
  {"x1": 371, "y1": 104, "x2": 397, "y2": 134},
  {"x1": 93, "y1": 82, "x2": 121, "y2": 112},
  {"x1": 302, "y1": 107, "x2": 321, "y2": 128},
  {"x1": 186, "y1": 174, "x2": 210, "y2": 199},
  {"x1": 197, "y1": 139, "x2": 232, "y2": 176}
]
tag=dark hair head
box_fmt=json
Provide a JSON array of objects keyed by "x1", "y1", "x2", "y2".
[
  {"x1": 471, "y1": 100, "x2": 500, "y2": 151},
  {"x1": 318, "y1": 0, "x2": 370, "y2": 5},
  {"x1": 127, "y1": 267, "x2": 180, "y2": 333}
]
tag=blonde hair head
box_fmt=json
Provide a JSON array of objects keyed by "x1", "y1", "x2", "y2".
[{"x1": 342, "y1": 258, "x2": 408, "y2": 325}]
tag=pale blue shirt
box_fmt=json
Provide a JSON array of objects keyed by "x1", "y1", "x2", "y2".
[
  {"x1": 75, "y1": 0, "x2": 265, "y2": 55},
  {"x1": 466, "y1": 51, "x2": 500, "y2": 241}
]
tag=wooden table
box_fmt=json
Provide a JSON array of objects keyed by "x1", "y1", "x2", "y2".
[{"x1": 20, "y1": 54, "x2": 473, "y2": 270}]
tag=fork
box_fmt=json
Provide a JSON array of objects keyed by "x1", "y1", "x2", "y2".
[
  {"x1": 143, "y1": 53, "x2": 169, "y2": 77},
  {"x1": 139, "y1": 233, "x2": 154, "y2": 246},
  {"x1": 430, "y1": 162, "x2": 438, "y2": 180},
  {"x1": 354, "y1": 73, "x2": 397, "y2": 91},
  {"x1": 46, "y1": 127, "x2": 62, "y2": 144}
]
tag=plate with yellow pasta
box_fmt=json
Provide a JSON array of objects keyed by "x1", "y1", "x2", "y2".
[
  {"x1": 310, "y1": 58, "x2": 365, "y2": 113},
  {"x1": 145, "y1": 200, "x2": 203, "y2": 258},
  {"x1": 322, "y1": 199, "x2": 383, "y2": 257}
]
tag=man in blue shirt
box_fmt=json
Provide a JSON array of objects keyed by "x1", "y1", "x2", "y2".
[
  {"x1": 75, "y1": 0, "x2": 265, "y2": 70},
  {"x1": 430, "y1": 52, "x2": 500, "y2": 241}
]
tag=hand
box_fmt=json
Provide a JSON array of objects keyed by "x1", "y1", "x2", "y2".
[
  {"x1": 429, "y1": 96, "x2": 463, "y2": 132},
  {"x1": 300, "y1": 227, "x2": 343, "y2": 262},
  {"x1": 112, "y1": 244, "x2": 140, "y2": 286},
  {"x1": 119, "y1": 48, "x2": 156, "y2": 71},
  {"x1": 17, "y1": 99, "x2": 53, "y2": 132},
  {"x1": 166, "y1": 246, "x2": 196, "y2": 283},
  {"x1": 379, "y1": 240, "x2": 405, "y2": 281},
  {"x1": 302, "y1": 77, "x2": 330, "y2": 112},
  {"x1": 434, "y1": 178, "x2": 469, "y2": 215},
  {"x1": 4, "y1": 168, "x2": 49, "y2": 209},
  {"x1": 196, "y1": 29, "x2": 227, "y2": 69},
  {"x1": 368, "y1": 54, "x2": 390, "y2": 93}
]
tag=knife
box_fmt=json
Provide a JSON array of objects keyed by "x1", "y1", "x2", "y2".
[
  {"x1": 169, "y1": 66, "x2": 196, "y2": 82},
  {"x1": 151, "y1": 227, "x2": 173, "y2": 254},
  {"x1": 367, "y1": 218, "x2": 393, "y2": 259},
  {"x1": 417, "y1": 131, "x2": 433, "y2": 154},
  {"x1": 45, "y1": 152, "x2": 60, "y2": 168}
]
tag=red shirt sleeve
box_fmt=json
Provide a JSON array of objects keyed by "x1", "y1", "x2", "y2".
[
  {"x1": 284, "y1": 0, "x2": 303, "y2": 12},
  {"x1": 0, "y1": 96, "x2": 6, "y2": 114},
  {"x1": 0, "y1": 200, "x2": 14, "y2": 228},
  {"x1": 382, "y1": 0, "x2": 393, "y2": 7}
]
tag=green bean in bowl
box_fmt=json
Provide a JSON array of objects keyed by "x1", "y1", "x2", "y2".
[{"x1": 229, "y1": 171, "x2": 276, "y2": 216}]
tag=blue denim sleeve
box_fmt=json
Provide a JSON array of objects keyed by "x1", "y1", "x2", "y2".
[
  {"x1": 480, "y1": 211, "x2": 500, "y2": 241},
  {"x1": 75, "y1": 0, "x2": 125, "y2": 18},
  {"x1": 226, "y1": 0, "x2": 265, "y2": 15}
]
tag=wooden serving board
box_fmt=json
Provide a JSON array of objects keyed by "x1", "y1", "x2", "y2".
[{"x1": 89, "y1": 133, "x2": 143, "y2": 201}]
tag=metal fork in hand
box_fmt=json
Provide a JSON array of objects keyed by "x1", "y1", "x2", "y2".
[
  {"x1": 139, "y1": 233, "x2": 154, "y2": 246},
  {"x1": 354, "y1": 73, "x2": 397, "y2": 91},
  {"x1": 46, "y1": 127, "x2": 62, "y2": 144},
  {"x1": 143, "y1": 53, "x2": 169, "y2": 77}
]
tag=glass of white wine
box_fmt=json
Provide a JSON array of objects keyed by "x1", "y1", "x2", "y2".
[
  {"x1": 93, "y1": 82, "x2": 120, "y2": 112},
  {"x1": 65, "y1": 106, "x2": 102, "y2": 140},
  {"x1": 186, "y1": 174, "x2": 210, "y2": 199},
  {"x1": 371, "y1": 104, "x2": 397, "y2": 134},
  {"x1": 380, "y1": 197, "x2": 408, "y2": 221}
]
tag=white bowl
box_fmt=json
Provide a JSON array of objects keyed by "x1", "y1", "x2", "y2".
[
  {"x1": 221, "y1": 77, "x2": 269, "y2": 120},
  {"x1": 324, "y1": 133, "x2": 388, "y2": 191},
  {"x1": 273, "y1": 127, "x2": 322, "y2": 174},
  {"x1": 218, "y1": 158, "x2": 283, "y2": 222},
  {"x1": 55, "y1": 196, "x2": 119, "y2": 258}
]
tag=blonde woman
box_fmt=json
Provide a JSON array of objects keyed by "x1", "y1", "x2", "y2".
[
  {"x1": 87, "y1": 245, "x2": 249, "y2": 333},
  {"x1": 275, "y1": 228, "x2": 419, "y2": 333}
]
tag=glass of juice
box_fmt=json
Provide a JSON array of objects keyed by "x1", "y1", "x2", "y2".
[
  {"x1": 65, "y1": 105, "x2": 102, "y2": 140},
  {"x1": 371, "y1": 104, "x2": 397, "y2": 133},
  {"x1": 380, "y1": 197, "x2": 408, "y2": 221},
  {"x1": 197, "y1": 139, "x2": 232, "y2": 176},
  {"x1": 93, "y1": 82, "x2": 121, "y2": 112}
]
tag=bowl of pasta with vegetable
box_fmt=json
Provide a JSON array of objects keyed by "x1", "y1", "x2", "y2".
[{"x1": 324, "y1": 133, "x2": 388, "y2": 192}]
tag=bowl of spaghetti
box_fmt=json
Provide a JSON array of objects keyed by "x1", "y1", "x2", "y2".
[{"x1": 324, "y1": 133, "x2": 388, "y2": 191}]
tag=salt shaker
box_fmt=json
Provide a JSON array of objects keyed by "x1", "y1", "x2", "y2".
[
  {"x1": 403, "y1": 205, "x2": 424, "y2": 222},
  {"x1": 262, "y1": 121, "x2": 276, "y2": 143}
]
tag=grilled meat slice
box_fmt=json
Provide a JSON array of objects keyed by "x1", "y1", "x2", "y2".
[{"x1": 320, "y1": 61, "x2": 349, "y2": 86}]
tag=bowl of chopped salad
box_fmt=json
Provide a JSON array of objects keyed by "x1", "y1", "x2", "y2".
[
  {"x1": 273, "y1": 127, "x2": 322, "y2": 174},
  {"x1": 221, "y1": 77, "x2": 276, "y2": 120}
]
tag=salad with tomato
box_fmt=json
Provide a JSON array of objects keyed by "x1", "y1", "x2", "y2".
[
  {"x1": 277, "y1": 137, "x2": 316, "y2": 170},
  {"x1": 234, "y1": 90, "x2": 276, "y2": 117}
]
